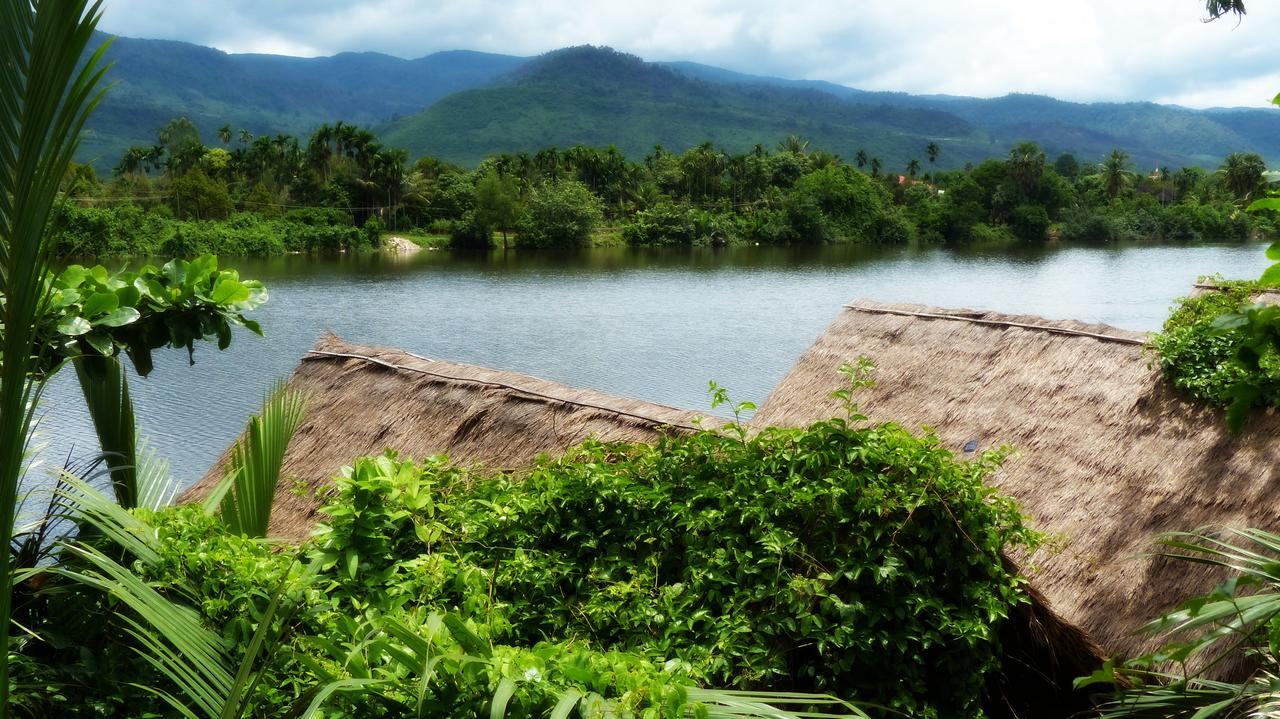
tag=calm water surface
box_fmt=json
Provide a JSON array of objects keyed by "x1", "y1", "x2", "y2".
[{"x1": 32, "y1": 241, "x2": 1272, "y2": 487}]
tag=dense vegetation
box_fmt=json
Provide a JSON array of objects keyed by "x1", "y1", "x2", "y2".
[
  {"x1": 54, "y1": 115, "x2": 1276, "y2": 257},
  {"x1": 1151, "y1": 279, "x2": 1280, "y2": 421},
  {"x1": 18, "y1": 413, "x2": 1038, "y2": 719}
]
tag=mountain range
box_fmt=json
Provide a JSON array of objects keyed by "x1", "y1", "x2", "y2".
[{"x1": 80, "y1": 32, "x2": 1280, "y2": 173}]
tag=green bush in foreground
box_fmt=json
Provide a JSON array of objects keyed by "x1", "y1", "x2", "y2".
[
  {"x1": 19, "y1": 417, "x2": 1035, "y2": 718},
  {"x1": 1150, "y1": 279, "x2": 1280, "y2": 413},
  {"x1": 312, "y1": 418, "x2": 1036, "y2": 718}
]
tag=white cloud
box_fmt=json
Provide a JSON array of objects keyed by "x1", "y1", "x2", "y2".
[{"x1": 97, "y1": 0, "x2": 1280, "y2": 108}]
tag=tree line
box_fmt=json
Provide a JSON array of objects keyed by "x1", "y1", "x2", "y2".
[{"x1": 54, "y1": 116, "x2": 1277, "y2": 256}]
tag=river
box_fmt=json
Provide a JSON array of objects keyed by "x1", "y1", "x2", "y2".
[{"x1": 29, "y1": 241, "x2": 1272, "y2": 490}]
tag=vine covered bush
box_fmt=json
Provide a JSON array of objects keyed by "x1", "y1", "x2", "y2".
[
  {"x1": 18, "y1": 417, "x2": 1037, "y2": 718},
  {"x1": 1150, "y1": 279, "x2": 1280, "y2": 413},
  {"x1": 311, "y1": 418, "x2": 1037, "y2": 718}
]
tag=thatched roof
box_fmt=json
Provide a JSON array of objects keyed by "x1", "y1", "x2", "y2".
[
  {"x1": 752, "y1": 299, "x2": 1280, "y2": 664},
  {"x1": 179, "y1": 335, "x2": 710, "y2": 541},
  {"x1": 1190, "y1": 281, "x2": 1280, "y2": 305}
]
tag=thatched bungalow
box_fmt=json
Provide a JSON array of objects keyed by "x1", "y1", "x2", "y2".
[
  {"x1": 752, "y1": 299, "x2": 1280, "y2": 670},
  {"x1": 179, "y1": 334, "x2": 710, "y2": 541}
]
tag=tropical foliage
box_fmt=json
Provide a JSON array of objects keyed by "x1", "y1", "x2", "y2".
[
  {"x1": 1079, "y1": 528, "x2": 1280, "y2": 719},
  {"x1": 15, "y1": 408, "x2": 1035, "y2": 718},
  {"x1": 0, "y1": 0, "x2": 113, "y2": 708},
  {"x1": 1150, "y1": 278, "x2": 1280, "y2": 428}
]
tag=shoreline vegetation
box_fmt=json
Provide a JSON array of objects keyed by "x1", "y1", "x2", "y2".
[{"x1": 52, "y1": 117, "x2": 1278, "y2": 259}]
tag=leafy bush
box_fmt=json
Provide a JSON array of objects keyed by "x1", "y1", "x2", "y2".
[
  {"x1": 1010, "y1": 204, "x2": 1051, "y2": 241},
  {"x1": 1059, "y1": 208, "x2": 1117, "y2": 243},
  {"x1": 49, "y1": 206, "x2": 372, "y2": 257},
  {"x1": 966, "y1": 222, "x2": 1017, "y2": 246},
  {"x1": 622, "y1": 202, "x2": 727, "y2": 245},
  {"x1": 449, "y1": 211, "x2": 493, "y2": 249},
  {"x1": 168, "y1": 169, "x2": 233, "y2": 220},
  {"x1": 517, "y1": 178, "x2": 604, "y2": 248},
  {"x1": 790, "y1": 165, "x2": 890, "y2": 243},
  {"x1": 310, "y1": 418, "x2": 1037, "y2": 719},
  {"x1": 1150, "y1": 279, "x2": 1280, "y2": 412}
]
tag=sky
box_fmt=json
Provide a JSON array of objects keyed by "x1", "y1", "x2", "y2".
[{"x1": 97, "y1": 0, "x2": 1280, "y2": 109}]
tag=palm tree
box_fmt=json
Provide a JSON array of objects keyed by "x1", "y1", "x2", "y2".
[
  {"x1": 779, "y1": 135, "x2": 810, "y2": 155},
  {"x1": 1219, "y1": 152, "x2": 1266, "y2": 201},
  {"x1": 1006, "y1": 141, "x2": 1046, "y2": 199},
  {"x1": 0, "y1": 0, "x2": 112, "y2": 707},
  {"x1": 855, "y1": 149, "x2": 868, "y2": 168},
  {"x1": 217, "y1": 124, "x2": 232, "y2": 145},
  {"x1": 926, "y1": 142, "x2": 940, "y2": 164},
  {"x1": 1101, "y1": 149, "x2": 1133, "y2": 199},
  {"x1": 870, "y1": 157, "x2": 882, "y2": 178},
  {"x1": 238, "y1": 128, "x2": 253, "y2": 144},
  {"x1": 906, "y1": 159, "x2": 921, "y2": 178}
]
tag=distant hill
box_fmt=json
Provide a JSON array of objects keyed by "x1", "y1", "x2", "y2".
[
  {"x1": 79, "y1": 35, "x2": 1280, "y2": 173},
  {"x1": 79, "y1": 31, "x2": 526, "y2": 168},
  {"x1": 381, "y1": 46, "x2": 1006, "y2": 169},
  {"x1": 383, "y1": 46, "x2": 1280, "y2": 169}
]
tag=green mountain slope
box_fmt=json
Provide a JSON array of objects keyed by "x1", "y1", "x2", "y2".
[
  {"x1": 79, "y1": 32, "x2": 526, "y2": 168},
  {"x1": 80, "y1": 35, "x2": 1280, "y2": 172},
  {"x1": 663, "y1": 62, "x2": 1280, "y2": 168},
  {"x1": 382, "y1": 47, "x2": 1006, "y2": 168},
  {"x1": 384, "y1": 46, "x2": 1279, "y2": 169}
]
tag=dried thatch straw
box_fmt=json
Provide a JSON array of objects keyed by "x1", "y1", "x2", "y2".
[
  {"x1": 751, "y1": 299, "x2": 1280, "y2": 668},
  {"x1": 179, "y1": 334, "x2": 711, "y2": 541},
  {"x1": 1189, "y1": 282, "x2": 1280, "y2": 305}
]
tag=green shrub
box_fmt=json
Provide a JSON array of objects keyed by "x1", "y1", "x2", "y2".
[
  {"x1": 1010, "y1": 204, "x2": 1051, "y2": 241},
  {"x1": 449, "y1": 211, "x2": 493, "y2": 249},
  {"x1": 1150, "y1": 279, "x2": 1280, "y2": 410},
  {"x1": 790, "y1": 165, "x2": 890, "y2": 243},
  {"x1": 622, "y1": 202, "x2": 727, "y2": 245},
  {"x1": 517, "y1": 178, "x2": 604, "y2": 248},
  {"x1": 362, "y1": 215, "x2": 384, "y2": 248},
  {"x1": 966, "y1": 222, "x2": 1017, "y2": 246},
  {"x1": 311, "y1": 419, "x2": 1037, "y2": 719},
  {"x1": 1059, "y1": 208, "x2": 1116, "y2": 243},
  {"x1": 168, "y1": 169, "x2": 233, "y2": 220}
]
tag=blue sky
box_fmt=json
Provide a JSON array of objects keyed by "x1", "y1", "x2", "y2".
[{"x1": 97, "y1": 0, "x2": 1280, "y2": 108}]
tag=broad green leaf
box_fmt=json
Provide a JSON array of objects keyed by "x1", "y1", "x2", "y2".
[
  {"x1": 116, "y1": 284, "x2": 142, "y2": 308},
  {"x1": 1247, "y1": 198, "x2": 1280, "y2": 213},
  {"x1": 490, "y1": 678, "x2": 517, "y2": 719},
  {"x1": 57, "y1": 316, "x2": 92, "y2": 336},
  {"x1": 1261, "y1": 264, "x2": 1280, "y2": 287},
  {"x1": 83, "y1": 331, "x2": 114, "y2": 355},
  {"x1": 94, "y1": 307, "x2": 142, "y2": 328},
  {"x1": 57, "y1": 265, "x2": 88, "y2": 288},
  {"x1": 81, "y1": 291, "x2": 119, "y2": 317},
  {"x1": 211, "y1": 277, "x2": 250, "y2": 305}
]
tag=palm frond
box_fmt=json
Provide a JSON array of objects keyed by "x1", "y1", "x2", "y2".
[
  {"x1": 54, "y1": 476, "x2": 297, "y2": 719},
  {"x1": 0, "y1": 0, "x2": 112, "y2": 704},
  {"x1": 73, "y1": 354, "x2": 139, "y2": 507},
  {"x1": 220, "y1": 381, "x2": 307, "y2": 537}
]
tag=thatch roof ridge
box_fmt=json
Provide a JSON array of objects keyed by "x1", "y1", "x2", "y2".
[
  {"x1": 1190, "y1": 282, "x2": 1280, "y2": 305},
  {"x1": 304, "y1": 337, "x2": 704, "y2": 431},
  {"x1": 753, "y1": 298, "x2": 1280, "y2": 672},
  {"x1": 181, "y1": 335, "x2": 712, "y2": 540},
  {"x1": 843, "y1": 300, "x2": 1147, "y2": 345}
]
